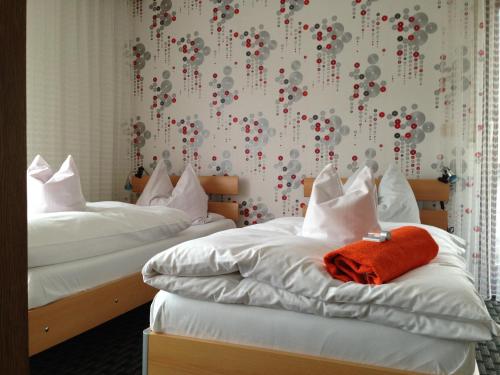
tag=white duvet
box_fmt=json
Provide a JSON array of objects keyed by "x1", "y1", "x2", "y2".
[
  {"x1": 29, "y1": 201, "x2": 191, "y2": 268},
  {"x1": 142, "y1": 217, "x2": 499, "y2": 342}
]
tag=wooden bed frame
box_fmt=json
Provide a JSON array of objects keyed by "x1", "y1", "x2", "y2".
[
  {"x1": 142, "y1": 177, "x2": 450, "y2": 375},
  {"x1": 29, "y1": 175, "x2": 239, "y2": 356}
]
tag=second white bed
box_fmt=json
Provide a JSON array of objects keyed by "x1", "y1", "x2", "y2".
[
  {"x1": 150, "y1": 290, "x2": 476, "y2": 375},
  {"x1": 28, "y1": 219, "x2": 235, "y2": 309}
]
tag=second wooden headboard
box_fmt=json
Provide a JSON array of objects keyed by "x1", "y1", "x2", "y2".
[
  {"x1": 131, "y1": 175, "x2": 239, "y2": 222},
  {"x1": 303, "y1": 178, "x2": 449, "y2": 230}
]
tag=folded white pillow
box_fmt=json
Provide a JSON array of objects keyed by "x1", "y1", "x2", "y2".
[
  {"x1": 27, "y1": 155, "x2": 86, "y2": 215},
  {"x1": 378, "y1": 164, "x2": 420, "y2": 223},
  {"x1": 149, "y1": 164, "x2": 209, "y2": 223},
  {"x1": 302, "y1": 164, "x2": 380, "y2": 246},
  {"x1": 136, "y1": 161, "x2": 174, "y2": 206}
]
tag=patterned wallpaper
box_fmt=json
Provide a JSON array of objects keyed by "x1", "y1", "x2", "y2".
[{"x1": 126, "y1": 0, "x2": 454, "y2": 225}]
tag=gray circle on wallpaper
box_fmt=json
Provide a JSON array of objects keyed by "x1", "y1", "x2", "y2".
[
  {"x1": 463, "y1": 77, "x2": 471, "y2": 91},
  {"x1": 135, "y1": 43, "x2": 146, "y2": 54},
  {"x1": 414, "y1": 12, "x2": 429, "y2": 26},
  {"x1": 365, "y1": 65, "x2": 381, "y2": 81},
  {"x1": 223, "y1": 66, "x2": 232, "y2": 75},
  {"x1": 412, "y1": 129, "x2": 425, "y2": 143},
  {"x1": 259, "y1": 47, "x2": 271, "y2": 60},
  {"x1": 193, "y1": 53, "x2": 205, "y2": 66},
  {"x1": 161, "y1": 80, "x2": 172, "y2": 92},
  {"x1": 331, "y1": 40, "x2": 344, "y2": 54},
  {"x1": 289, "y1": 71, "x2": 303, "y2": 85},
  {"x1": 331, "y1": 115, "x2": 342, "y2": 127},
  {"x1": 367, "y1": 54, "x2": 379, "y2": 64},
  {"x1": 463, "y1": 58, "x2": 471, "y2": 72},
  {"x1": 221, "y1": 76, "x2": 234, "y2": 89},
  {"x1": 342, "y1": 32, "x2": 352, "y2": 43},
  {"x1": 135, "y1": 58, "x2": 146, "y2": 70},
  {"x1": 332, "y1": 23, "x2": 344, "y2": 34},
  {"x1": 135, "y1": 122, "x2": 146, "y2": 132},
  {"x1": 289, "y1": 149, "x2": 300, "y2": 159},
  {"x1": 291, "y1": 60, "x2": 301, "y2": 70},
  {"x1": 340, "y1": 125, "x2": 350, "y2": 136},
  {"x1": 161, "y1": 0, "x2": 172, "y2": 10},
  {"x1": 413, "y1": 30, "x2": 428, "y2": 46},
  {"x1": 194, "y1": 37, "x2": 204, "y2": 49},
  {"x1": 366, "y1": 159, "x2": 379, "y2": 173},
  {"x1": 222, "y1": 150, "x2": 231, "y2": 158},
  {"x1": 220, "y1": 160, "x2": 232, "y2": 170},
  {"x1": 138, "y1": 137, "x2": 147, "y2": 148},
  {"x1": 368, "y1": 84, "x2": 380, "y2": 97},
  {"x1": 162, "y1": 70, "x2": 171, "y2": 79},
  {"x1": 330, "y1": 132, "x2": 342, "y2": 145},
  {"x1": 259, "y1": 31, "x2": 271, "y2": 42},
  {"x1": 423, "y1": 122, "x2": 435, "y2": 132},
  {"x1": 426, "y1": 22, "x2": 438, "y2": 34},
  {"x1": 365, "y1": 148, "x2": 376, "y2": 159},
  {"x1": 411, "y1": 111, "x2": 426, "y2": 124}
]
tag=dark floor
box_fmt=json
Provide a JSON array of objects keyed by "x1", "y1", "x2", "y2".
[
  {"x1": 31, "y1": 301, "x2": 500, "y2": 375},
  {"x1": 30, "y1": 304, "x2": 149, "y2": 375}
]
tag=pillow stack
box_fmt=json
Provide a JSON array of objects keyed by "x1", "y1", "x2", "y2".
[
  {"x1": 137, "y1": 163, "x2": 209, "y2": 223},
  {"x1": 302, "y1": 163, "x2": 421, "y2": 245},
  {"x1": 302, "y1": 164, "x2": 380, "y2": 246},
  {"x1": 27, "y1": 155, "x2": 86, "y2": 215}
]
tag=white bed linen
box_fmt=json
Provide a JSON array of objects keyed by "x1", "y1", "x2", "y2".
[
  {"x1": 28, "y1": 219, "x2": 235, "y2": 309},
  {"x1": 29, "y1": 201, "x2": 191, "y2": 267},
  {"x1": 150, "y1": 291, "x2": 476, "y2": 375},
  {"x1": 143, "y1": 217, "x2": 499, "y2": 341}
]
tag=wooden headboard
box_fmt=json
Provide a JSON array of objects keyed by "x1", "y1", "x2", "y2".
[
  {"x1": 303, "y1": 178, "x2": 449, "y2": 230},
  {"x1": 131, "y1": 175, "x2": 239, "y2": 222}
]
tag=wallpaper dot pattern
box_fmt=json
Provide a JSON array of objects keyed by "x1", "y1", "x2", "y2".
[{"x1": 126, "y1": 0, "x2": 455, "y2": 225}]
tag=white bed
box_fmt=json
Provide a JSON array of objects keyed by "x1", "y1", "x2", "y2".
[
  {"x1": 142, "y1": 216, "x2": 494, "y2": 375},
  {"x1": 28, "y1": 218, "x2": 235, "y2": 309},
  {"x1": 29, "y1": 174, "x2": 240, "y2": 356},
  {"x1": 149, "y1": 290, "x2": 477, "y2": 375}
]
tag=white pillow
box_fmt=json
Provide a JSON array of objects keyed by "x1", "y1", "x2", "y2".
[
  {"x1": 152, "y1": 164, "x2": 208, "y2": 222},
  {"x1": 136, "y1": 161, "x2": 174, "y2": 206},
  {"x1": 302, "y1": 164, "x2": 380, "y2": 246},
  {"x1": 378, "y1": 164, "x2": 420, "y2": 223},
  {"x1": 28, "y1": 201, "x2": 191, "y2": 267},
  {"x1": 344, "y1": 166, "x2": 378, "y2": 205},
  {"x1": 27, "y1": 155, "x2": 86, "y2": 215}
]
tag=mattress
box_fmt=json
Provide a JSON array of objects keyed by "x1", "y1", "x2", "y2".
[
  {"x1": 28, "y1": 219, "x2": 235, "y2": 309},
  {"x1": 150, "y1": 291, "x2": 477, "y2": 375}
]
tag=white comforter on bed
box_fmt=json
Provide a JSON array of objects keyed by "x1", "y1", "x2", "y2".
[
  {"x1": 142, "y1": 217, "x2": 499, "y2": 341},
  {"x1": 29, "y1": 201, "x2": 191, "y2": 267}
]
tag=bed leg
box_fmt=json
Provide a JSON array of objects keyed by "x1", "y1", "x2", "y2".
[{"x1": 142, "y1": 328, "x2": 151, "y2": 375}]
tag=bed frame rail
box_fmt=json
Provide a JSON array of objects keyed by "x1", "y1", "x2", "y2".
[
  {"x1": 143, "y1": 331, "x2": 422, "y2": 375},
  {"x1": 29, "y1": 273, "x2": 156, "y2": 356}
]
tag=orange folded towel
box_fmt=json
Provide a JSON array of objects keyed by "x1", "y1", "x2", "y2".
[{"x1": 323, "y1": 226, "x2": 438, "y2": 284}]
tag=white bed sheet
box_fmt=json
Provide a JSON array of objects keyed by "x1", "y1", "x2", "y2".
[
  {"x1": 150, "y1": 291, "x2": 476, "y2": 375},
  {"x1": 28, "y1": 219, "x2": 235, "y2": 309}
]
